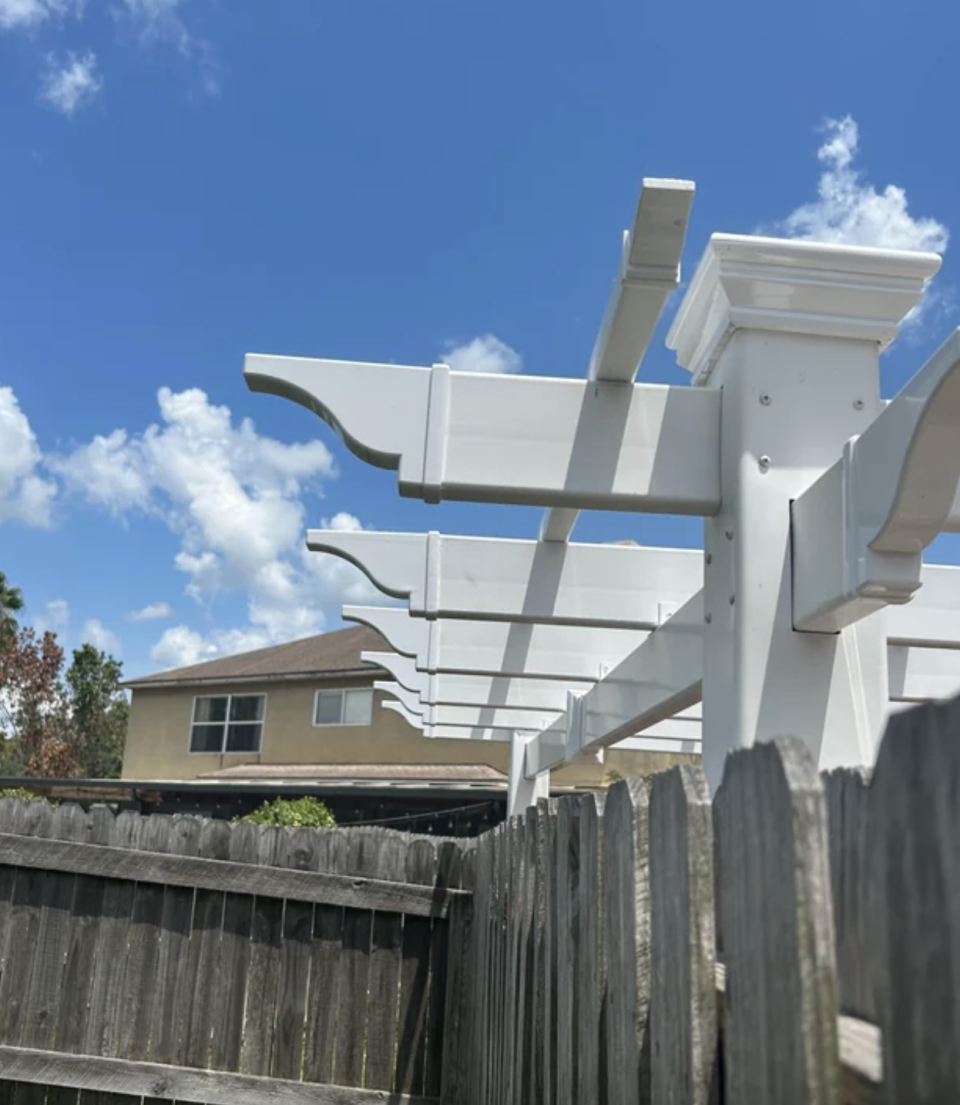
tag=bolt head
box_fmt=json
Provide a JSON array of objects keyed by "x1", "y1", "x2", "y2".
[
  {"x1": 853, "y1": 398, "x2": 865, "y2": 411},
  {"x1": 760, "y1": 393, "x2": 772, "y2": 406},
  {"x1": 725, "y1": 529, "x2": 734, "y2": 540},
  {"x1": 705, "y1": 552, "x2": 713, "y2": 565},
  {"x1": 704, "y1": 613, "x2": 713, "y2": 624},
  {"x1": 759, "y1": 455, "x2": 771, "y2": 472}
]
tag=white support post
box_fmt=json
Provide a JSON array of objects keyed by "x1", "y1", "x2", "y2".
[
  {"x1": 667, "y1": 234, "x2": 941, "y2": 787},
  {"x1": 508, "y1": 731, "x2": 550, "y2": 816}
]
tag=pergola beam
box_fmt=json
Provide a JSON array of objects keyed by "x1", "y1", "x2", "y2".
[
  {"x1": 540, "y1": 178, "x2": 695, "y2": 542},
  {"x1": 524, "y1": 589, "x2": 704, "y2": 777},
  {"x1": 364, "y1": 651, "x2": 596, "y2": 710},
  {"x1": 345, "y1": 605, "x2": 648, "y2": 680},
  {"x1": 315, "y1": 531, "x2": 702, "y2": 628},
  {"x1": 246, "y1": 356, "x2": 721, "y2": 515}
]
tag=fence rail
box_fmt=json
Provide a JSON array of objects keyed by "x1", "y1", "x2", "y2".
[
  {"x1": 2, "y1": 695, "x2": 959, "y2": 1103},
  {"x1": 445, "y1": 696, "x2": 960, "y2": 1105},
  {"x1": 0, "y1": 803, "x2": 470, "y2": 1105}
]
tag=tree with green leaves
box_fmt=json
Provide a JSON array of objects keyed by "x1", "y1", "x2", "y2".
[
  {"x1": 0, "y1": 572, "x2": 24, "y2": 645},
  {"x1": 0, "y1": 629, "x2": 128, "y2": 779},
  {"x1": 65, "y1": 644, "x2": 128, "y2": 779}
]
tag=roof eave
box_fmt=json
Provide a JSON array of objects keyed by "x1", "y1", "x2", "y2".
[{"x1": 122, "y1": 666, "x2": 383, "y2": 691}]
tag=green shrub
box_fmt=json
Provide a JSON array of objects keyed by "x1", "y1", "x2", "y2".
[
  {"x1": 235, "y1": 795, "x2": 335, "y2": 829},
  {"x1": 0, "y1": 786, "x2": 48, "y2": 803}
]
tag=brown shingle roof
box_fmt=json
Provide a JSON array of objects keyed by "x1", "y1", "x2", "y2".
[{"x1": 123, "y1": 624, "x2": 389, "y2": 689}]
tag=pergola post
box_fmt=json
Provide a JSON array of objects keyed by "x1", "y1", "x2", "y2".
[
  {"x1": 667, "y1": 235, "x2": 940, "y2": 787},
  {"x1": 508, "y1": 731, "x2": 549, "y2": 816}
]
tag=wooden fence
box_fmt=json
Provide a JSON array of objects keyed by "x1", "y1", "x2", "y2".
[
  {"x1": 0, "y1": 802, "x2": 471, "y2": 1105},
  {"x1": 446, "y1": 695, "x2": 960, "y2": 1105}
]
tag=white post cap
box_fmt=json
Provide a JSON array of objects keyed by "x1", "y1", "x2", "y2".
[{"x1": 667, "y1": 234, "x2": 942, "y2": 385}]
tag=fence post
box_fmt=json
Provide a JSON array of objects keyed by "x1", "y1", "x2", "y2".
[
  {"x1": 649, "y1": 764, "x2": 718, "y2": 1105},
  {"x1": 715, "y1": 738, "x2": 840, "y2": 1105}
]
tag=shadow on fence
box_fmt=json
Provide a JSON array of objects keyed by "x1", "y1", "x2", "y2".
[
  {"x1": 444, "y1": 696, "x2": 960, "y2": 1105},
  {"x1": 0, "y1": 810, "x2": 471, "y2": 1105},
  {"x1": 0, "y1": 695, "x2": 958, "y2": 1103}
]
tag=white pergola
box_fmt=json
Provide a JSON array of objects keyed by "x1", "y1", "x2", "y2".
[{"x1": 245, "y1": 178, "x2": 960, "y2": 814}]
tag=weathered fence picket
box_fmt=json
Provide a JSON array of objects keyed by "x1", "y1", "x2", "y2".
[
  {"x1": 603, "y1": 778, "x2": 650, "y2": 1105},
  {"x1": 649, "y1": 765, "x2": 717, "y2": 1105},
  {"x1": 0, "y1": 802, "x2": 464, "y2": 1105},
  {"x1": 867, "y1": 696, "x2": 960, "y2": 1104},
  {"x1": 4, "y1": 696, "x2": 960, "y2": 1104},
  {"x1": 577, "y1": 792, "x2": 604, "y2": 1105}
]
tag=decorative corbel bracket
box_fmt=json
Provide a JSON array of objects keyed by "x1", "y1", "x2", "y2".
[{"x1": 793, "y1": 328, "x2": 960, "y2": 632}]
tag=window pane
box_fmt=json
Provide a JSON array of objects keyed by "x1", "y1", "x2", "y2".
[
  {"x1": 344, "y1": 689, "x2": 373, "y2": 725},
  {"x1": 194, "y1": 697, "x2": 227, "y2": 723},
  {"x1": 230, "y1": 695, "x2": 265, "y2": 722},
  {"x1": 190, "y1": 724, "x2": 224, "y2": 753},
  {"x1": 226, "y1": 723, "x2": 262, "y2": 752},
  {"x1": 315, "y1": 691, "x2": 343, "y2": 725}
]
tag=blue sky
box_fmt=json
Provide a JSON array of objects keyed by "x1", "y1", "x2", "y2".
[{"x1": 1, "y1": 0, "x2": 958, "y2": 679}]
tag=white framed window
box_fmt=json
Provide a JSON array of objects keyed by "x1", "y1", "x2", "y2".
[
  {"x1": 189, "y1": 694, "x2": 266, "y2": 754},
  {"x1": 313, "y1": 688, "x2": 373, "y2": 727}
]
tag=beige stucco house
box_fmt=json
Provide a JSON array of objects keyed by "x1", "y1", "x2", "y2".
[{"x1": 122, "y1": 625, "x2": 695, "y2": 787}]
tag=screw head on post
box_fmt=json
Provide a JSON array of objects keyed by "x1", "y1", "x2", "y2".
[{"x1": 760, "y1": 393, "x2": 772, "y2": 406}]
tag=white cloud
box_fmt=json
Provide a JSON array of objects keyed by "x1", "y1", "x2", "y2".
[
  {"x1": 0, "y1": 0, "x2": 80, "y2": 31},
  {"x1": 83, "y1": 618, "x2": 122, "y2": 656},
  {"x1": 442, "y1": 334, "x2": 522, "y2": 375},
  {"x1": 53, "y1": 387, "x2": 378, "y2": 659},
  {"x1": 0, "y1": 385, "x2": 56, "y2": 527},
  {"x1": 149, "y1": 618, "x2": 303, "y2": 670},
  {"x1": 33, "y1": 598, "x2": 70, "y2": 636},
  {"x1": 777, "y1": 117, "x2": 949, "y2": 253},
  {"x1": 40, "y1": 51, "x2": 102, "y2": 116},
  {"x1": 773, "y1": 116, "x2": 949, "y2": 331},
  {"x1": 150, "y1": 624, "x2": 218, "y2": 669},
  {"x1": 117, "y1": 0, "x2": 219, "y2": 94},
  {"x1": 119, "y1": 0, "x2": 190, "y2": 51},
  {"x1": 125, "y1": 601, "x2": 174, "y2": 622}
]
